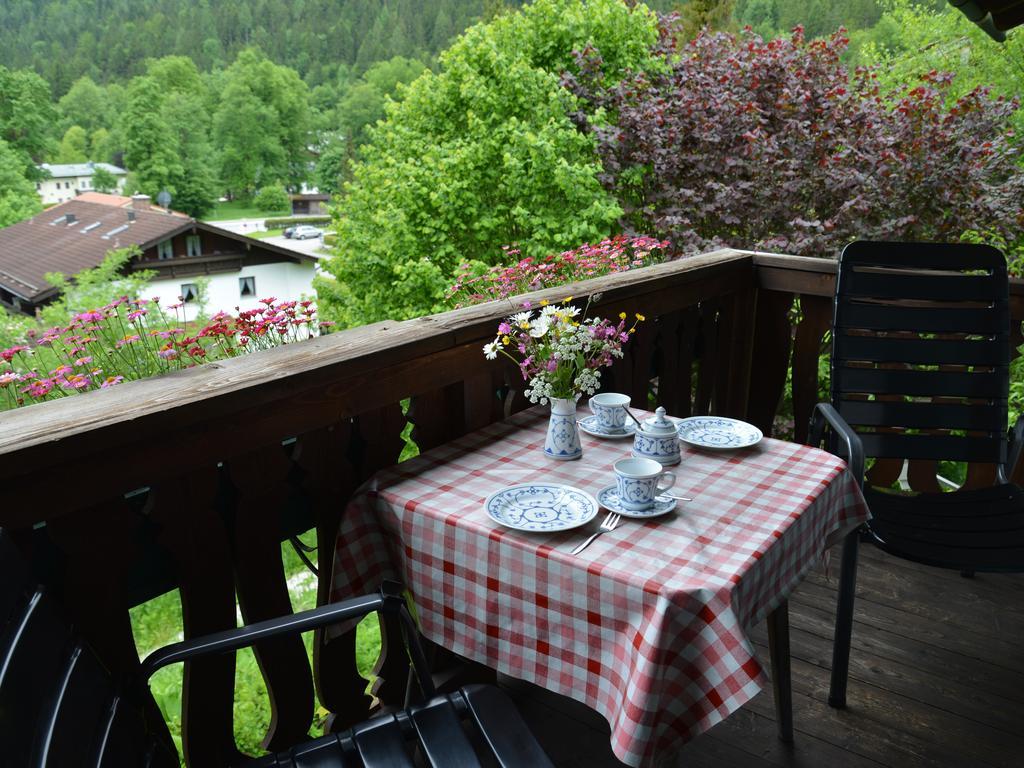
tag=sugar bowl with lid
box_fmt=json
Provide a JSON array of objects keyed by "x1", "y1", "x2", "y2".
[{"x1": 632, "y1": 406, "x2": 680, "y2": 465}]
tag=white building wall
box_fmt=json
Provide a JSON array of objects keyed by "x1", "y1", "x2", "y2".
[
  {"x1": 37, "y1": 174, "x2": 127, "y2": 205},
  {"x1": 144, "y1": 261, "x2": 318, "y2": 322}
]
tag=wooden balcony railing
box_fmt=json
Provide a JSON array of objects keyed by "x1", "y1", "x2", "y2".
[{"x1": 1, "y1": 249, "x2": 1021, "y2": 765}]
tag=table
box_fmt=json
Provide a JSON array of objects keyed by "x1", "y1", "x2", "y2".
[{"x1": 330, "y1": 407, "x2": 869, "y2": 766}]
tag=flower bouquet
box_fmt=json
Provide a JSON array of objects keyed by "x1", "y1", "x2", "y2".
[{"x1": 484, "y1": 298, "x2": 643, "y2": 459}]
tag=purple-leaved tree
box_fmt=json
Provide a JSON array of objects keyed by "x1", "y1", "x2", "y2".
[{"x1": 563, "y1": 22, "x2": 1024, "y2": 257}]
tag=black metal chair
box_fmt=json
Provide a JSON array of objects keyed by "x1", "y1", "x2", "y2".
[
  {"x1": 0, "y1": 529, "x2": 554, "y2": 767},
  {"x1": 809, "y1": 240, "x2": 1024, "y2": 709}
]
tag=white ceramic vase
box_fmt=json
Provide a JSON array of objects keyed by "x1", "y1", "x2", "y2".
[{"x1": 544, "y1": 397, "x2": 582, "y2": 460}]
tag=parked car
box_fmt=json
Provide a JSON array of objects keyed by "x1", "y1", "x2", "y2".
[
  {"x1": 292, "y1": 225, "x2": 322, "y2": 240},
  {"x1": 283, "y1": 226, "x2": 297, "y2": 238}
]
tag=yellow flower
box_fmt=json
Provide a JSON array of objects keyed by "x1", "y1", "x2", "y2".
[
  {"x1": 564, "y1": 296, "x2": 573, "y2": 303},
  {"x1": 502, "y1": 335, "x2": 510, "y2": 345},
  {"x1": 540, "y1": 299, "x2": 549, "y2": 306},
  {"x1": 619, "y1": 312, "x2": 627, "y2": 320},
  {"x1": 635, "y1": 313, "x2": 646, "y2": 321}
]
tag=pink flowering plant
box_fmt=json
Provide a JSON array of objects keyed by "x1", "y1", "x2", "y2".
[
  {"x1": 0, "y1": 296, "x2": 333, "y2": 410},
  {"x1": 447, "y1": 235, "x2": 668, "y2": 308},
  {"x1": 484, "y1": 298, "x2": 643, "y2": 404}
]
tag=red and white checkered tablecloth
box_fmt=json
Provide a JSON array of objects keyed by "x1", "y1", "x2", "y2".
[{"x1": 330, "y1": 407, "x2": 869, "y2": 767}]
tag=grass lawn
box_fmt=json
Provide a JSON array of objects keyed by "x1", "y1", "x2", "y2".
[
  {"x1": 203, "y1": 200, "x2": 289, "y2": 222},
  {"x1": 249, "y1": 228, "x2": 284, "y2": 240}
]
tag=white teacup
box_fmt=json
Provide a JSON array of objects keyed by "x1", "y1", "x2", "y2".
[
  {"x1": 614, "y1": 457, "x2": 676, "y2": 511},
  {"x1": 589, "y1": 392, "x2": 631, "y2": 432}
]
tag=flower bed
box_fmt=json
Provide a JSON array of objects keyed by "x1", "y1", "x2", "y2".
[
  {"x1": 1, "y1": 297, "x2": 333, "y2": 409},
  {"x1": 446, "y1": 235, "x2": 668, "y2": 308}
]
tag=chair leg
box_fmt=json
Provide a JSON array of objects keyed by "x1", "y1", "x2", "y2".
[
  {"x1": 829, "y1": 530, "x2": 860, "y2": 709},
  {"x1": 766, "y1": 600, "x2": 793, "y2": 743}
]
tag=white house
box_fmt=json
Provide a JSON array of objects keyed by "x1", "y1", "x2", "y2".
[
  {"x1": 37, "y1": 162, "x2": 128, "y2": 205},
  {"x1": 0, "y1": 194, "x2": 318, "y2": 320}
]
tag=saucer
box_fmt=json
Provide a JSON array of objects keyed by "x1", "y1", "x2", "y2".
[
  {"x1": 676, "y1": 416, "x2": 763, "y2": 450},
  {"x1": 485, "y1": 483, "x2": 599, "y2": 532},
  {"x1": 596, "y1": 486, "x2": 677, "y2": 519},
  {"x1": 578, "y1": 415, "x2": 636, "y2": 439}
]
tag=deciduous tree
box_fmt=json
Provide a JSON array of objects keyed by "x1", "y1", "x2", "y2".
[
  {"x1": 318, "y1": 0, "x2": 660, "y2": 327},
  {"x1": 0, "y1": 137, "x2": 41, "y2": 228}
]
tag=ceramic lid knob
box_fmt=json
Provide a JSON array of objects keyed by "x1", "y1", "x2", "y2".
[{"x1": 641, "y1": 406, "x2": 677, "y2": 437}]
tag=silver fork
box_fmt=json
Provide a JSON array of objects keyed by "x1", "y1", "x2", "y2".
[{"x1": 571, "y1": 513, "x2": 622, "y2": 556}]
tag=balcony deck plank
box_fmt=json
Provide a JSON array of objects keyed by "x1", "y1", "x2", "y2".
[{"x1": 501, "y1": 542, "x2": 1024, "y2": 767}]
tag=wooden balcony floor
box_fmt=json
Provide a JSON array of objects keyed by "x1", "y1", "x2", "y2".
[{"x1": 502, "y1": 542, "x2": 1024, "y2": 768}]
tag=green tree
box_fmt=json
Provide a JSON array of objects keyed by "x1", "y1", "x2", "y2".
[
  {"x1": 212, "y1": 48, "x2": 311, "y2": 196},
  {"x1": 850, "y1": 1, "x2": 1024, "y2": 134},
  {"x1": 252, "y1": 183, "x2": 290, "y2": 212},
  {"x1": 56, "y1": 125, "x2": 89, "y2": 163},
  {"x1": 91, "y1": 165, "x2": 118, "y2": 193},
  {"x1": 339, "y1": 56, "x2": 427, "y2": 149},
  {"x1": 0, "y1": 137, "x2": 42, "y2": 227},
  {"x1": 89, "y1": 127, "x2": 115, "y2": 163},
  {"x1": 0, "y1": 65, "x2": 57, "y2": 179},
  {"x1": 57, "y1": 76, "x2": 112, "y2": 134},
  {"x1": 317, "y1": 0, "x2": 660, "y2": 327},
  {"x1": 122, "y1": 77, "x2": 184, "y2": 197}
]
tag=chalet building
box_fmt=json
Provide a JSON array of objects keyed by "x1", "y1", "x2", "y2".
[
  {"x1": 37, "y1": 162, "x2": 128, "y2": 205},
  {"x1": 0, "y1": 194, "x2": 317, "y2": 320}
]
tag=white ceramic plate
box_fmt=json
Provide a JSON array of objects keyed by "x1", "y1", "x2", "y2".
[
  {"x1": 485, "y1": 483, "x2": 599, "y2": 532},
  {"x1": 577, "y1": 414, "x2": 637, "y2": 439},
  {"x1": 596, "y1": 486, "x2": 677, "y2": 519},
  {"x1": 675, "y1": 416, "x2": 763, "y2": 450}
]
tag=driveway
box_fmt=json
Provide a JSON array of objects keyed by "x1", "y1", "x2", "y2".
[{"x1": 263, "y1": 234, "x2": 330, "y2": 258}]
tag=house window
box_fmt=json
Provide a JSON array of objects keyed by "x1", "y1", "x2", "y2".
[
  {"x1": 157, "y1": 240, "x2": 173, "y2": 260},
  {"x1": 186, "y1": 235, "x2": 202, "y2": 258},
  {"x1": 239, "y1": 276, "x2": 256, "y2": 298},
  {"x1": 180, "y1": 283, "x2": 199, "y2": 303}
]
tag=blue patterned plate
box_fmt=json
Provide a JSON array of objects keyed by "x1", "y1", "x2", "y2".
[
  {"x1": 485, "y1": 484, "x2": 599, "y2": 532},
  {"x1": 676, "y1": 416, "x2": 763, "y2": 450},
  {"x1": 596, "y1": 486, "x2": 677, "y2": 519},
  {"x1": 577, "y1": 414, "x2": 637, "y2": 439}
]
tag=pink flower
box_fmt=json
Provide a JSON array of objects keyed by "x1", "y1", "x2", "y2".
[
  {"x1": 73, "y1": 356, "x2": 93, "y2": 367},
  {"x1": 0, "y1": 371, "x2": 21, "y2": 387},
  {"x1": 1, "y1": 345, "x2": 28, "y2": 362},
  {"x1": 100, "y1": 375, "x2": 125, "y2": 388}
]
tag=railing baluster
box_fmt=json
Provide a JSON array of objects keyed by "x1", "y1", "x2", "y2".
[
  {"x1": 409, "y1": 382, "x2": 466, "y2": 453},
  {"x1": 693, "y1": 299, "x2": 721, "y2": 416},
  {"x1": 292, "y1": 424, "x2": 374, "y2": 730},
  {"x1": 790, "y1": 295, "x2": 831, "y2": 444},
  {"x1": 747, "y1": 290, "x2": 795, "y2": 435},
  {"x1": 227, "y1": 444, "x2": 314, "y2": 752},
  {"x1": 151, "y1": 468, "x2": 244, "y2": 766}
]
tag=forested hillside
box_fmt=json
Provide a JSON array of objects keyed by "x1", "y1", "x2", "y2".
[{"x1": 0, "y1": 0, "x2": 684, "y2": 93}]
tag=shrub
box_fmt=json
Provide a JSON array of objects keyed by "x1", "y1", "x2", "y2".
[
  {"x1": 264, "y1": 216, "x2": 331, "y2": 228},
  {"x1": 253, "y1": 184, "x2": 291, "y2": 213},
  {"x1": 564, "y1": 24, "x2": 1024, "y2": 258}
]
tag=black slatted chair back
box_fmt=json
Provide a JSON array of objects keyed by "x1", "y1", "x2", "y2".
[
  {"x1": 0, "y1": 531, "x2": 172, "y2": 767},
  {"x1": 832, "y1": 241, "x2": 1010, "y2": 468}
]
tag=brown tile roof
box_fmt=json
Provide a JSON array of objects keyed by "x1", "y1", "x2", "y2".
[{"x1": 0, "y1": 200, "x2": 193, "y2": 303}]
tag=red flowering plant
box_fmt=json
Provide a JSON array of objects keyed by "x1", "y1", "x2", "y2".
[
  {"x1": 562, "y1": 23, "x2": 1024, "y2": 258},
  {"x1": 446, "y1": 235, "x2": 668, "y2": 308},
  {"x1": 0, "y1": 296, "x2": 333, "y2": 410}
]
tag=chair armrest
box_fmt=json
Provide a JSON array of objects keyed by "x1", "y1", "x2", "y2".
[
  {"x1": 809, "y1": 403, "x2": 864, "y2": 488},
  {"x1": 1006, "y1": 414, "x2": 1024, "y2": 483},
  {"x1": 139, "y1": 581, "x2": 435, "y2": 699}
]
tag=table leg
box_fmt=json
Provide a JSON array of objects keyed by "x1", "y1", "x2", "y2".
[{"x1": 767, "y1": 600, "x2": 793, "y2": 743}]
